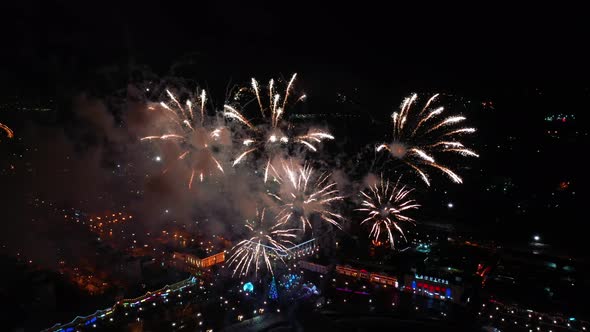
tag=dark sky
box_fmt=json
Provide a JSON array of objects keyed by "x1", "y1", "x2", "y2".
[{"x1": 2, "y1": 1, "x2": 589, "y2": 95}]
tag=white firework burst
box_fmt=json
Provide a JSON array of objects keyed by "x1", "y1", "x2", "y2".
[
  {"x1": 356, "y1": 175, "x2": 420, "y2": 248},
  {"x1": 223, "y1": 74, "x2": 334, "y2": 174},
  {"x1": 227, "y1": 208, "x2": 298, "y2": 277},
  {"x1": 141, "y1": 89, "x2": 228, "y2": 189},
  {"x1": 267, "y1": 158, "x2": 344, "y2": 232},
  {"x1": 377, "y1": 93, "x2": 478, "y2": 186}
]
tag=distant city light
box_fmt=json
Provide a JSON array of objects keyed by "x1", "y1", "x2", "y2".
[
  {"x1": 533, "y1": 235, "x2": 540, "y2": 241},
  {"x1": 544, "y1": 114, "x2": 575, "y2": 122},
  {"x1": 447, "y1": 202, "x2": 454, "y2": 208}
]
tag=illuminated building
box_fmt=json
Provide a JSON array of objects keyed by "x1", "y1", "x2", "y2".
[
  {"x1": 335, "y1": 265, "x2": 398, "y2": 287},
  {"x1": 403, "y1": 273, "x2": 464, "y2": 304},
  {"x1": 173, "y1": 251, "x2": 225, "y2": 274},
  {"x1": 200, "y1": 252, "x2": 225, "y2": 267},
  {"x1": 298, "y1": 261, "x2": 330, "y2": 274}
]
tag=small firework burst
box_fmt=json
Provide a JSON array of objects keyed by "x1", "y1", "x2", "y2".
[
  {"x1": 227, "y1": 208, "x2": 298, "y2": 277},
  {"x1": 141, "y1": 89, "x2": 228, "y2": 189},
  {"x1": 356, "y1": 175, "x2": 419, "y2": 248},
  {"x1": 267, "y1": 158, "x2": 343, "y2": 232}
]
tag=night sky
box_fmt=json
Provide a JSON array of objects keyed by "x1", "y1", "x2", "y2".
[
  {"x1": 2, "y1": 2, "x2": 589, "y2": 91},
  {"x1": 1, "y1": 1, "x2": 589, "y2": 258}
]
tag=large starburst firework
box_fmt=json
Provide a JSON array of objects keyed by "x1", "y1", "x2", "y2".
[
  {"x1": 377, "y1": 94, "x2": 478, "y2": 186},
  {"x1": 356, "y1": 175, "x2": 420, "y2": 248},
  {"x1": 223, "y1": 74, "x2": 334, "y2": 175},
  {"x1": 227, "y1": 208, "x2": 298, "y2": 277},
  {"x1": 267, "y1": 159, "x2": 344, "y2": 232},
  {"x1": 141, "y1": 89, "x2": 228, "y2": 189}
]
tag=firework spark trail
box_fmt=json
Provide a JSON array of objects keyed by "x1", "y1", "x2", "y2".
[
  {"x1": 377, "y1": 93, "x2": 478, "y2": 185},
  {"x1": 252, "y1": 78, "x2": 264, "y2": 116},
  {"x1": 1, "y1": 123, "x2": 14, "y2": 139},
  {"x1": 200, "y1": 90, "x2": 207, "y2": 124},
  {"x1": 140, "y1": 134, "x2": 184, "y2": 141},
  {"x1": 232, "y1": 148, "x2": 256, "y2": 166},
  {"x1": 356, "y1": 175, "x2": 420, "y2": 248},
  {"x1": 223, "y1": 105, "x2": 255, "y2": 129},
  {"x1": 282, "y1": 73, "x2": 297, "y2": 109},
  {"x1": 223, "y1": 74, "x2": 334, "y2": 172},
  {"x1": 227, "y1": 209, "x2": 298, "y2": 277},
  {"x1": 267, "y1": 159, "x2": 344, "y2": 232},
  {"x1": 142, "y1": 89, "x2": 226, "y2": 188}
]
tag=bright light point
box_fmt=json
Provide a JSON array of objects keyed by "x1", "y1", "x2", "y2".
[
  {"x1": 533, "y1": 235, "x2": 540, "y2": 241},
  {"x1": 243, "y1": 282, "x2": 254, "y2": 292},
  {"x1": 155, "y1": 156, "x2": 161, "y2": 162},
  {"x1": 447, "y1": 202, "x2": 454, "y2": 208},
  {"x1": 165, "y1": 209, "x2": 169, "y2": 213}
]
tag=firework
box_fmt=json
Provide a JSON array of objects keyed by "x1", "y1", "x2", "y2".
[
  {"x1": 227, "y1": 208, "x2": 298, "y2": 277},
  {"x1": 224, "y1": 74, "x2": 334, "y2": 173},
  {"x1": 141, "y1": 89, "x2": 228, "y2": 189},
  {"x1": 376, "y1": 94, "x2": 478, "y2": 186},
  {"x1": 356, "y1": 175, "x2": 419, "y2": 248},
  {"x1": 267, "y1": 159, "x2": 344, "y2": 232},
  {"x1": 0, "y1": 122, "x2": 14, "y2": 139}
]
